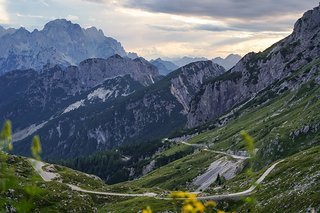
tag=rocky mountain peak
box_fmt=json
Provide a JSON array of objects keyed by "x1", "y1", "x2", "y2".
[
  {"x1": 0, "y1": 19, "x2": 127, "y2": 75},
  {"x1": 293, "y1": 4, "x2": 320, "y2": 39},
  {"x1": 14, "y1": 27, "x2": 30, "y2": 35},
  {"x1": 85, "y1": 26, "x2": 105, "y2": 38},
  {"x1": 0, "y1": 27, "x2": 16, "y2": 37},
  {"x1": 183, "y1": 60, "x2": 220, "y2": 71},
  {"x1": 127, "y1": 52, "x2": 139, "y2": 59},
  {"x1": 43, "y1": 19, "x2": 77, "y2": 30},
  {"x1": 133, "y1": 57, "x2": 149, "y2": 64},
  {"x1": 212, "y1": 54, "x2": 242, "y2": 70},
  {"x1": 109, "y1": 54, "x2": 123, "y2": 59},
  {"x1": 150, "y1": 58, "x2": 178, "y2": 75},
  {"x1": 42, "y1": 19, "x2": 83, "y2": 40}
]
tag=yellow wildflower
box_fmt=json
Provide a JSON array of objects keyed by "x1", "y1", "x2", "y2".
[
  {"x1": 186, "y1": 193, "x2": 197, "y2": 200},
  {"x1": 142, "y1": 206, "x2": 152, "y2": 213},
  {"x1": 193, "y1": 201, "x2": 205, "y2": 212},
  {"x1": 205, "y1": 201, "x2": 217, "y2": 208},
  {"x1": 182, "y1": 204, "x2": 194, "y2": 213}
]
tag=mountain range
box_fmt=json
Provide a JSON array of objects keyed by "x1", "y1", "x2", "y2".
[
  {"x1": 150, "y1": 54, "x2": 241, "y2": 76},
  {"x1": 212, "y1": 54, "x2": 242, "y2": 70},
  {"x1": 1, "y1": 4, "x2": 318, "y2": 161},
  {"x1": 162, "y1": 54, "x2": 241, "y2": 70},
  {"x1": 164, "y1": 56, "x2": 209, "y2": 67},
  {"x1": 0, "y1": 19, "x2": 126, "y2": 75},
  {"x1": 150, "y1": 58, "x2": 179, "y2": 75},
  {"x1": 0, "y1": 4, "x2": 320, "y2": 212},
  {"x1": 10, "y1": 60, "x2": 225, "y2": 159},
  {"x1": 1, "y1": 54, "x2": 159, "y2": 135}
]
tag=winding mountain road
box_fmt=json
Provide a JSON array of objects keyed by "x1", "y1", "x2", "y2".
[
  {"x1": 29, "y1": 158, "x2": 284, "y2": 200},
  {"x1": 179, "y1": 140, "x2": 250, "y2": 192},
  {"x1": 29, "y1": 159, "x2": 60, "y2": 181},
  {"x1": 197, "y1": 160, "x2": 285, "y2": 200},
  {"x1": 66, "y1": 184, "x2": 157, "y2": 197},
  {"x1": 179, "y1": 141, "x2": 249, "y2": 160}
]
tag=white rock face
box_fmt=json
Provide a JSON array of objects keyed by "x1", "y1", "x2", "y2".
[
  {"x1": 193, "y1": 156, "x2": 244, "y2": 192},
  {"x1": 142, "y1": 160, "x2": 156, "y2": 175},
  {"x1": 87, "y1": 88, "x2": 113, "y2": 102},
  {"x1": 12, "y1": 121, "x2": 48, "y2": 142},
  {"x1": 0, "y1": 19, "x2": 127, "y2": 75},
  {"x1": 63, "y1": 100, "x2": 85, "y2": 114}
]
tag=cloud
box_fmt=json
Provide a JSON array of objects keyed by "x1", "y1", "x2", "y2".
[
  {"x1": 3, "y1": 0, "x2": 319, "y2": 59},
  {"x1": 96, "y1": 0, "x2": 318, "y2": 34},
  {"x1": 149, "y1": 24, "x2": 191, "y2": 32},
  {"x1": 16, "y1": 13, "x2": 50, "y2": 19},
  {"x1": 194, "y1": 24, "x2": 235, "y2": 32},
  {"x1": 0, "y1": 0, "x2": 9, "y2": 23},
  {"x1": 120, "y1": 0, "x2": 320, "y2": 33},
  {"x1": 67, "y1": 14, "x2": 79, "y2": 21},
  {"x1": 123, "y1": 0, "x2": 319, "y2": 20},
  {"x1": 39, "y1": 0, "x2": 49, "y2": 7}
]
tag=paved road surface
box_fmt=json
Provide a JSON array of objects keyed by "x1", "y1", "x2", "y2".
[
  {"x1": 179, "y1": 141, "x2": 249, "y2": 160},
  {"x1": 29, "y1": 158, "x2": 284, "y2": 200},
  {"x1": 197, "y1": 160, "x2": 285, "y2": 200}
]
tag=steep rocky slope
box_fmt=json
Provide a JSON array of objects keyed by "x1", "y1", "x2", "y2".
[
  {"x1": 0, "y1": 55, "x2": 158, "y2": 131},
  {"x1": 13, "y1": 61, "x2": 225, "y2": 159},
  {"x1": 187, "y1": 4, "x2": 320, "y2": 128}
]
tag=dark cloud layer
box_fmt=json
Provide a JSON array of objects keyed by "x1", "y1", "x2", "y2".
[
  {"x1": 84, "y1": 0, "x2": 319, "y2": 32},
  {"x1": 123, "y1": 0, "x2": 319, "y2": 19}
]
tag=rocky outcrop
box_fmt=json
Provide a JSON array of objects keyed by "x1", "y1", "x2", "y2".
[
  {"x1": 40, "y1": 55, "x2": 159, "y2": 95},
  {"x1": 170, "y1": 61, "x2": 225, "y2": 114},
  {"x1": 187, "y1": 4, "x2": 320, "y2": 128}
]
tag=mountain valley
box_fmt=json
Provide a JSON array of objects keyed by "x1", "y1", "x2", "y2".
[{"x1": 0, "y1": 3, "x2": 320, "y2": 213}]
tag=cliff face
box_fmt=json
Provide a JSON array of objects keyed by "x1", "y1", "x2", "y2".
[
  {"x1": 0, "y1": 55, "x2": 158, "y2": 131},
  {"x1": 187, "y1": 5, "x2": 320, "y2": 128},
  {"x1": 170, "y1": 61, "x2": 225, "y2": 114}
]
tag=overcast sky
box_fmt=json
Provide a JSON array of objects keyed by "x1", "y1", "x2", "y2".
[{"x1": 0, "y1": 0, "x2": 319, "y2": 59}]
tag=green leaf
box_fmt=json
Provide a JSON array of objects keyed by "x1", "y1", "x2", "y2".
[{"x1": 24, "y1": 185, "x2": 43, "y2": 197}]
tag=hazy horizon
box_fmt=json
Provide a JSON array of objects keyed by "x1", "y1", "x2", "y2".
[{"x1": 0, "y1": 0, "x2": 319, "y2": 60}]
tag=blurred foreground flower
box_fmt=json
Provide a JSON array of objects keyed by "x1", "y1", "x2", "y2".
[
  {"x1": 240, "y1": 130, "x2": 255, "y2": 157},
  {"x1": 170, "y1": 191, "x2": 223, "y2": 213},
  {"x1": 31, "y1": 135, "x2": 42, "y2": 160},
  {"x1": 0, "y1": 120, "x2": 12, "y2": 151},
  {"x1": 142, "y1": 206, "x2": 152, "y2": 213}
]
